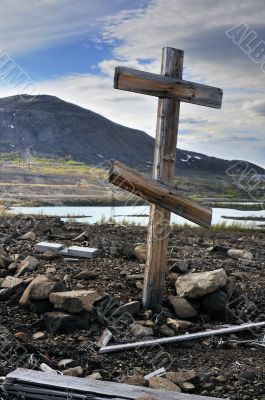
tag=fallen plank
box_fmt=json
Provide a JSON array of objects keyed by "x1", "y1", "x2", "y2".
[
  {"x1": 99, "y1": 321, "x2": 265, "y2": 354},
  {"x1": 114, "y1": 67, "x2": 223, "y2": 109},
  {"x1": 4, "y1": 368, "x2": 222, "y2": 400},
  {"x1": 109, "y1": 160, "x2": 212, "y2": 228},
  {"x1": 35, "y1": 242, "x2": 99, "y2": 259}
]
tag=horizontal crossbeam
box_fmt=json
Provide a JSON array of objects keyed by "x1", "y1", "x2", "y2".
[
  {"x1": 109, "y1": 160, "x2": 212, "y2": 228},
  {"x1": 114, "y1": 67, "x2": 223, "y2": 109}
]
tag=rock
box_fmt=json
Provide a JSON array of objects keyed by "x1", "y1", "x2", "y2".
[
  {"x1": 86, "y1": 372, "x2": 102, "y2": 380},
  {"x1": 181, "y1": 382, "x2": 195, "y2": 392},
  {"x1": 74, "y1": 271, "x2": 98, "y2": 280},
  {"x1": 0, "y1": 276, "x2": 25, "y2": 300},
  {"x1": 133, "y1": 244, "x2": 147, "y2": 263},
  {"x1": 135, "y1": 281, "x2": 143, "y2": 290},
  {"x1": 44, "y1": 311, "x2": 91, "y2": 333},
  {"x1": 176, "y1": 269, "x2": 227, "y2": 299},
  {"x1": 19, "y1": 231, "x2": 36, "y2": 241},
  {"x1": 168, "y1": 296, "x2": 197, "y2": 319},
  {"x1": 49, "y1": 290, "x2": 101, "y2": 313},
  {"x1": 167, "y1": 273, "x2": 181, "y2": 284},
  {"x1": 20, "y1": 275, "x2": 50, "y2": 306},
  {"x1": 168, "y1": 259, "x2": 189, "y2": 273},
  {"x1": 166, "y1": 370, "x2": 197, "y2": 384},
  {"x1": 16, "y1": 256, "x2": 40, "y2": 277},
  {"x1": 202, "y1": 290, "x2": 229, "y2": 321},
  {"x1": 111, "y1": 301, "x2": 141, "y2": 317},
  {"x1": 123, "y1": 374, "x2": 146, "y2": 386},
  {"x1": 167, "y1": 318, "x2": 192, "y2": 331},
  {"x1": 32, "y1": 331, "x2": 46, "y2": 340},
  {"x1": 63, "y1": 366, "x2": 83, "y2": 377},
  {"x1": 58, "y1": 359, "x2": 76, "y2": 369},
  {"x1": 224, "y1": 276, "x2": 236, "y2": 299},
  {"x1": 41, "y1": 251, "x2": 60, "y2": 260},
  {"x1": 148, "y1": 377, "x2": 181, "y2": 392},
  {"x1": 227, "y1": 248, "x2": 253, "y2": 261},
  {"x1": 0, "y1": 255, "x2": 11, "y2": 269},
  {"x1": 29, "y1": 280, "x2": 67, "y2": 301},
  {"x1": 14, "y1": 331, "x2": 29, "y2": 343},
  {"x1": 134, "y1": 320, "x2": 154, "y2": 328},
  {"x1": 159, "y1": 324, "x2": 176, "y2": 337},
  {"x1": 130, "y1": 323, "x2": 154, "y2": 338}
]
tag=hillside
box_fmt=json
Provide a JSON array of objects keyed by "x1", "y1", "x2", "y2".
[{"x1": 0, "y1": 94, "x2": 263, "y2": 175}]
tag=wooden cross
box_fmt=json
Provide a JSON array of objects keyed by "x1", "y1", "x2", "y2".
[{"x1": 110, "y1": 47, "x2": 223, "y2": 311}]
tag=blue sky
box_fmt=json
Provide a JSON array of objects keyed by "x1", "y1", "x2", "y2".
[{"x1": 0, "y1": 0, "x2": 264, "y2": 168}]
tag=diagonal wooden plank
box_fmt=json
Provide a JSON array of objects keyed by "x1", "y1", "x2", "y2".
[
  {"x1": 109, "y1": 160, "x2": 212, "y2": 228},
  {"x1": 114, "y1": 67, "x2": 223, "y2": 109}
]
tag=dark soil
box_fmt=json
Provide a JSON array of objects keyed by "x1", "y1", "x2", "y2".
[{"x1": 0, "y1": 215, "x2": 265, "y2": 399}]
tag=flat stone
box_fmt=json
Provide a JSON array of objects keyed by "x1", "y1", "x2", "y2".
[
  {"x1": 133, "y1": 244, "x2": 147, "y2": 263},
  {"x1": 0, "y1": 276, "x2": 25, "y2": 300},
  {"x1": 166, "y1": 370, "x2": 197, "y2": 384},
  {"x1": 58, "y1": 359, "x2": 76, "y2": 369},
  {"x1": 74, "y1": 271, "x2": 98, "y2": 280},
  {"x1": 16, "y1": 256, "x2": 40, "y2": 277},
  {"x1": 111, "y1": 301, "x2": 141, "y2": 317},
  {"x1": 181, "y1": 382, "x2": 195, "y2": 392},
  {"x1": 41, "y1": 251, "x2": 60, "y2": 260},
  {"x1": 63, "y1": 366, "x2": 83, "y2": 377},
  {"x1": 86, "y1": 372, "x2": 102, "y2": 380},
  {"x1": 168, "y1": 259, "x2": 189, "y2": 273},
  {"x1": 168, "y1": 295, "x2": 197, "y2": 319},
  {"x1": 167, "y1": 318, "x2": 192, "y2": 331},
  {"x1": 49, "y1": 290, "x2": 101, "y2": 313},
  {"x1": 19, "y1": 231, "x2": 36, "y2": 241},
  {"x1": 227, "y1": 248, "x2": 253, "y2": 261},
  {"x1": 123, "y1": 374, "x2": 146, "y2": 386},
  {"x1": 44, "y1": 311, "x2": 91, "y2": 333},
  {"x1": 159, "y1": 324, "x2": 176, "y2": 337},
  {"x1": 32, "y1": 331, "x2": 46, "y2": 340},
  {"x1": 176, "y1": 269, "x2": 227, "y2": 299},
  {"x1": 130, "y1": 323, "x2": 154, "y2": 338},
  {"x1": 148, "y1": 377, "x2": 181, "y2": 392}
]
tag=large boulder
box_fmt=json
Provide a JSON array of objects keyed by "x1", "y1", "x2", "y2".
[
  {"x1": 175, "y1": 269, "x2": 227, "y2": 299},
  {"x1": 49, "y1": 290, "x2": 102, "y2": 313},
  {"x1": 133, "y1": 244, "x2": 147, "y2": 263}
]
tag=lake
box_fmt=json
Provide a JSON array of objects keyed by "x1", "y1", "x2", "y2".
[{"x1": 11, "y1": 205, "x2": 265, "y2": 227}]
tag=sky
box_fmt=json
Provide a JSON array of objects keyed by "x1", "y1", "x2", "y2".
[{"x1": 0, "y1": 0, "x2": 264, "y2": 168}]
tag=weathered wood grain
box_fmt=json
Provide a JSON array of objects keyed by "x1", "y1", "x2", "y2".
[
  {"x1": 5, "y1": 368, "x2": 222, "y2": 400},
  {"x1": 114, "y1": 66, "x2": 223, "y2": 108},
  {"x1": 109, "y1": 160, "x2": 212, "y2": 228},
  {"x1": 142, "y1": 48, "x2": 183, "y2": 311}
]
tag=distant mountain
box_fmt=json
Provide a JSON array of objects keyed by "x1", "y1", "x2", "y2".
[{"x1": 0, "y1": 94, "x2": 263, "y2": 175}]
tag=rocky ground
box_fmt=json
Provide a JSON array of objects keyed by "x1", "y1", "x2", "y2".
[{"x1": 0, "y1": 215, "x2": 265, "y2": 399}]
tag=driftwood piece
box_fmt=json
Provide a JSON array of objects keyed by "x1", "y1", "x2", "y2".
[
  {"x1": 99, "y1": 321, "x2": 265, "y2": 354},
  {"x1": 4, "y1": 368, "x2": 222, "y2": 400}
]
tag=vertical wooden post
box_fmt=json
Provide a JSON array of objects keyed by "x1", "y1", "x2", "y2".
[{"x1": 143, "y1": 47, "x2": 183, "y2": 311}]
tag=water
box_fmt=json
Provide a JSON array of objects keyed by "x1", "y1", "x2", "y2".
[{"x1": 10, "y1": 204, "x2": 265, "y2": 227}]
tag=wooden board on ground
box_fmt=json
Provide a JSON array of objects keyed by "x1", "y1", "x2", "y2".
[{"x1": 4, "y1": 368, "x2": 222, "y2": 400}]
